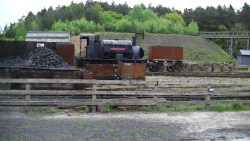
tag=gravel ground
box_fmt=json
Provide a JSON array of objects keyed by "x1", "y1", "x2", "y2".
[{"x1": 0, "y1": 109, "x2": 250, "y2": 141}]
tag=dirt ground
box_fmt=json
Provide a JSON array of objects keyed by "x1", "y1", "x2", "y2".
[{"x1": 0, "y1": 108, "x2": 250, "y2": 141}]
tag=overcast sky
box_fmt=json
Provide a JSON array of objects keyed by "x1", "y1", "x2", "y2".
[{"x1": 0, "y1": 0, "x2": 249, "y2": 30}]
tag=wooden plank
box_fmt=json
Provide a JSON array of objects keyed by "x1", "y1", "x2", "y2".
[
  {"x1": 0, "y1": 79, "x2": 149, "y2": 85},
  {"x1": 25, "y1": 83, "x2": 31, "y2": 101},
  {"x1": 0, "y1": 90, "x2": 250, "y2": 97},
  {"x1": 92, "y1": 84, "x2": 97, "y2": 112},
  {"x1": 0, "y1": 99, "x2": 249, "y2": 106},
  {"x1": 1, "y1": 79, "x2": 250, "y2": 86}
]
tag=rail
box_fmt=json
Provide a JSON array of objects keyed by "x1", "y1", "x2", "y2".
[
  {"x1": 0, "y1": 78, "x2": 250, "y2": 112},
  {"x1": 199, "y1": 31, "x2": 250, "y2": 39}
]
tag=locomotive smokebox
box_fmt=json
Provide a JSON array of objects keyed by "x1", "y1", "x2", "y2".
[{"x1": 132, "y1": 45, "x2": 144, "y2": 59}]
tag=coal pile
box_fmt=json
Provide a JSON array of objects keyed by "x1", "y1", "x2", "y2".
[{"x1": 0, "y1": 47, "x2": 73, "y2": 69}]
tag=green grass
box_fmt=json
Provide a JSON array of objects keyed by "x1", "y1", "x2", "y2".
[
  {"x1": 184, "y1": 42, "x2": 231, "y2": 64},
  {"x1": 100, "y1": 103, "x2": 116, "y2": 112},
  {"x1": 239, "y1": 70, "x2": 250, "y2": 73},
  {"x1": 209, "y1": 103, "x2": 250, "y2": 112},
  {"x1": 142, "y1": 104, "x2": 205, "y2": 112},
  {"x1": 24, "y1": 107, "x2": 61, "y2": 114},
  {"x1": 142, "y1": 104, "x2": 250, "y2": 112}
]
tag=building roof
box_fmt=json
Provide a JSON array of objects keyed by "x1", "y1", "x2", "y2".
[
  {"x1": 239, "y1": 50, "x2": 250, "y2": 56},
  {"x1": 26, "y1": 31, "x2": 70, "y2": 43}
]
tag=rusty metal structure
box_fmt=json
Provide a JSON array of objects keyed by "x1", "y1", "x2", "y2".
[
  {"x1": 148, "y1": 46, "x2": 184, "y2": 72},
  {"x1": 85, "y1": 64, "x2": 116, "y2": 79},
  {"x1": 56, "y1": 43, "x2": 75, "y2": 66},
  {"x1": 117, "y1": 62, "x2": 146, "y2": 80}
]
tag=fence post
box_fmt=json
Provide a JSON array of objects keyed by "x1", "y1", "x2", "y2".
[
  {"x1": 25, "y1": 83, "x2": 31, "y2": 101},
  {"x1": 153, "y1": 81, "x2": 159, "y2": 99},
  {"x1": 205, "y1": 85, "x2": 213, "y2": 110},
  {"x1": 92, "y1": 84, "x2": 97, "y2": 113},
  {"x1": 205, "y1": 94, "x2": 210, "y2": 110}
]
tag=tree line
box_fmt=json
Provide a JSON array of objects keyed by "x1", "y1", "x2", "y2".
[{"x1": 1, "y1": 0, "x2": 250, "y2": 41}]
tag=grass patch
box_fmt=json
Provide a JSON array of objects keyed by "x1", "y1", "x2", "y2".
[
  {"x1": 100, "y1": 103, "x2": 116, "y2": 112},
  {"x1": 24, "y1": 107, "x2": 61, "y2": 114},
  {"x1": 209, "y1": 103, "x2": 250, "y2": 112},
  {"x1": 72, "y1": 106, "x2": 90, "y2": 113},
  {"x1": 184, "y1": 43, "x2": 231, "y2": 64},
  {"x1": 142, "y1": 104, "x2": 205, "y2": 112},
  {"x1": 142, "y1": 104, "x2": 250, "y2": 112},
  {"x1": 239, "y1": 70, "x2": 250, "y2": 73}
]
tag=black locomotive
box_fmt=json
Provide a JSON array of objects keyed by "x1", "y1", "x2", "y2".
[{"x1": 76, "y1": 34, "x2": 145, "y2": 67}]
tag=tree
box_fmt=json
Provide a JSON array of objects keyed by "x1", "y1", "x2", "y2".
[
  {"x1": 4, "y1": 24, "x2": 16, "y2": 38},
  {"x1": 165, "y1": 12, "x2": 185, "y2": 25},
  {"x1": 227, "y1": 5, "x2": 236, "y2": 29},
  {"x1": 239, "y1": 3, "x2": 250, "y2": 29},
  {"x1": 115, "y1": 18, "x2": 132, "y2": 32},
  {"x1": 128, "y1": 6, "x2": 157, "y2": 22},
  {"x1": 14, "y1": 22, "x2": 26, "y2": 40},
  {"x1": 149, "y1": 5, "x2": 172, "y2": 16},
  {"x1": 24, "y1": 12, "x2": 35, "y2": 30},
  {"x1": 100, "y1": 11, "x2": 122, "y2": 31},
  {"x1": 193, "y1": 7, "x2": 207, "y2": 30},
  {"x1": 185, "y1": 20, "x2": 199, "y2": 35},
  {"x1": 31, "y1": 20, "x2": 39, "y2": 31},
  {"x1": 84, "y1": 4, "x2": 102, "y2": 23},
  {"x1": 183, "y1": 8, "x2": 194, "y2": 24}
]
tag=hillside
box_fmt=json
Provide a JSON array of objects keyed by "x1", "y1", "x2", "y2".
[{"x1": 95, "y1": 32, "x2": 231, "y2": 64}]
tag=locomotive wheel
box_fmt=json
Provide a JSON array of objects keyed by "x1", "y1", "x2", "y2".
[
  {"x1": 156, "y1": 63, "x2": 164, "y2": 72},
  {"x1": 173, "y1": 63, "x2": 182, "y2": 72},
  {"x1": 149, "y1": 65, "x2": 157, "y2": 72},
  {"x1": 166, "y1": 66, "x2": 174, "y2": 72}
]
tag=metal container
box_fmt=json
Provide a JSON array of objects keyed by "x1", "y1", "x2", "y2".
[
  {"x1": 77, "y1": 70, "x2": 93, "y2": 89},
  {"x1": 0, "y1": 41, "x2": 28, "y2": 58},
  {"x1": 56, "y1": 43, "x2": 75, "y2": 66},
  {"x1": 85, "y1": 64, "x2": 116, "y2": 79},
  {"x1": 117, "y1": 62, "x2": 146, "y2": 80},
  {"x1": 148, "y1": 46, "x2": 183, "y2": 61}
]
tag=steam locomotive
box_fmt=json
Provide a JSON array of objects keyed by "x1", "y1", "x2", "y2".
[{"x1": 76, "y1": 33, "x2": 145, "y2": 67}]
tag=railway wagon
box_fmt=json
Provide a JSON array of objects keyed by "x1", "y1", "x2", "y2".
[{"x1": 147, "y1": 46, "x2": 184, "y2": 72}]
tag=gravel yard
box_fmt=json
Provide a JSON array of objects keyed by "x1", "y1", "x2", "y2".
[{"x1": 0, "y1": 109, "x2": 250, "y2": 141}]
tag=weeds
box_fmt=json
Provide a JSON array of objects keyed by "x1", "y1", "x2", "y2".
[
  {"x1": 100, "y1": 103, "x2": 115, "y2": 112},
  {"x1": 209, "y1": 103, "x2": 250, "y2": 112},
  {"x1": 24, "y1": 107, "x2": 60, "y2": 114},
  {"x1": 142, "y1": 104, "x2": 249, "y2": 112}
]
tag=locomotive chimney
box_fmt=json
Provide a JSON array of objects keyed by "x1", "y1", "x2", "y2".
[{"x1": 132, "y1": 36, "x2": 136, "y2": 46}]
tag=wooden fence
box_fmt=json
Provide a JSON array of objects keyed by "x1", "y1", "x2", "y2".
[{"x1": 0, "y1": 78, "x2": 250, "y2": 112}]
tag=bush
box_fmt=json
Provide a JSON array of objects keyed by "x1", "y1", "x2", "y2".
[
  {"x1": 115, "y1": 18, "x2": 132, "y2": 32},
  {"x1": 185, "y1": 20, "x2": 199, "y2": 35}
]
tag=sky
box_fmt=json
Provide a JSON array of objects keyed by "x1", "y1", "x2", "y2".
[{"x1": 0, "y1": 0, "x2": 249, "y2": 30}]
